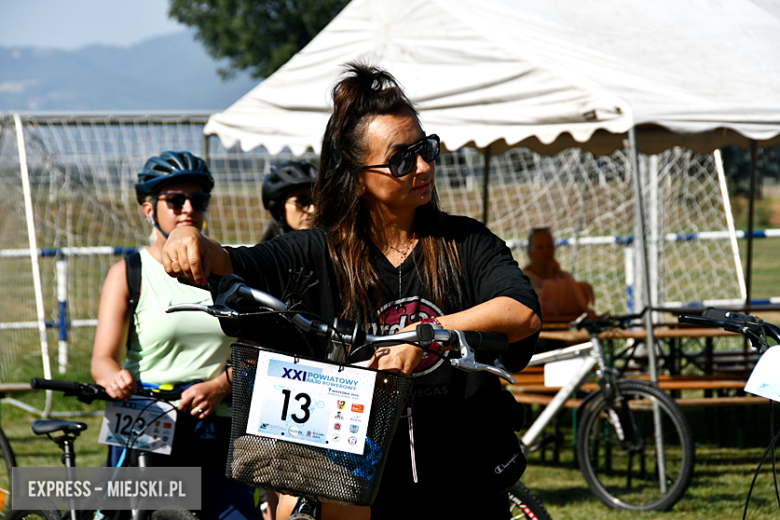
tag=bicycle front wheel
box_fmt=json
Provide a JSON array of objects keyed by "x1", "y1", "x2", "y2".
[
  {"x1": 576, "y1": 380, "x2": 694, "y2": 511},
  {"x1": 3, "y1": 510, "x2": 60, "y2": 520},
  {"x1": 507, "y1": 481, "x2": 552, "y2": 520},
  {"x1": 0, "y1": 426, "x2": 16, "y2": 516}
]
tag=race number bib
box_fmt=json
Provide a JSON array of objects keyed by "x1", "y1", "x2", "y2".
[
  {"x1": 98, "y1": 397, "x2": 177, "y2": 455},
  {"x1": 245, "y1": 351, "x2": 376, "y2": 455}
]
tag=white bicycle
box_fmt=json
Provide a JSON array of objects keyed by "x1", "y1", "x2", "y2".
[{"x1": 516, "y1": 313, "x2": 695, "y2": 511}]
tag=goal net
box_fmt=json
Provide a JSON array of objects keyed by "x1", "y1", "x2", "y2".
[{"x1": 0, "y1": 113, "x2": 742, "y2": 382}]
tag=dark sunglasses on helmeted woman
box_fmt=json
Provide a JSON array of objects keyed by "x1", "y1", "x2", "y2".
[
  {"x1": 159, "y1": 191, "x2": 211, "y2": 212},
  {"x1": 362, "y1": 134, "x2": 441, "y2": 178}
]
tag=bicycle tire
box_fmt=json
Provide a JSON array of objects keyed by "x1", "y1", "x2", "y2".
[
  {"x1": 507, "y1": 481, "x2": 552, "y2": 520},
  {"x1": 149, "y1": 508, "x2": 199, "y2": 520},
  {"x1": 509, "y1": 481, "x2": 552, "y2": 520},
  {"x1": 576, "y1": 379, "x2": 695, "y2": 511},
  {"x1": 3, "y1": 510, "x2": 60, "y2": 520},
  {"x1": 1, "y1": 426, "x2": 16, "y2": 516}
]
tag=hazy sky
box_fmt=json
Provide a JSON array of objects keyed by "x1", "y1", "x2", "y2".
[{"x1": 0, "y1": 0, "x2": 186, "y2": 49}]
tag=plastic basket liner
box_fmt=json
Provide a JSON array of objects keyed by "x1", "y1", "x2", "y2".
[{"x1": 227, "y1": 342, "x2": 413, "y2": 506}]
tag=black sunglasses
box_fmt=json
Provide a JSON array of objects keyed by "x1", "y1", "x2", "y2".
[
  {"x1": 362, "y1": 134, "x2": 440, "y2": 178},
  {"x1": 159, "y1": 191, "x2": 211, "y2": 212},
  {"x1": 287, "y1": 194, "x2": 314, "y2": 208}
]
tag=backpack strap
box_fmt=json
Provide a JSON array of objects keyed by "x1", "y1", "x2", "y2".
[{"x1": 125, "y1": 251, "x2": 142, "y2": 351}]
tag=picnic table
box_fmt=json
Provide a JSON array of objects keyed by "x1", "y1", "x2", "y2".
[{"x1": 527, "y1": 315, "x2": 761, "y2": 406}]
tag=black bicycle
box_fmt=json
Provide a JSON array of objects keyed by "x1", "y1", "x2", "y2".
[
  {"x1": 166, "y1": 273, "x2": 552, "y2": 520},
  {"x1": 679, "y1": 307, "x2": 780, "y2": 520},
  {"x1": 6, "y1": 380, "x2": 197, "y2": 520}
]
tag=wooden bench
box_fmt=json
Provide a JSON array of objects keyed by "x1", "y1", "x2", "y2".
[
  {"x1": 505, "y1": 366, "x2": 762, "y2": 408},
  {"x1": 539, "y1": 325, "x2": 754, "y2": 376},
  {"x1": 538, "y1": 327, "x2": 740, "y2": 343}
]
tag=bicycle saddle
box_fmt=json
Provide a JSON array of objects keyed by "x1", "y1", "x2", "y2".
[{"x1": 32, "y1": 419, "x2": 88, "y2": 435}]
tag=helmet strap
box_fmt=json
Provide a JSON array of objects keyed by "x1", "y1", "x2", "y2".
[{"x1": 151, "y1": 194, "x2": 170, "y2": 240}]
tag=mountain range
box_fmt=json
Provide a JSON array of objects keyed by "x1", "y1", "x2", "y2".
[{"x1": 0, "y1": 31, "x2": 260, "y2": 112}]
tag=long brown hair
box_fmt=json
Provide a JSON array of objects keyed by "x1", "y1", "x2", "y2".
[{"x1": 314, "y1": 62, "x2": 464, "y2": 325}]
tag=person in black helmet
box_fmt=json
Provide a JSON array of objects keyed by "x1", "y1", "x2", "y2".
[
  {"x1": 91, "y1": 151, "x2": 263, "y2": 520},
  {"x1": 260, "y1": 160, "x2": 318, "y2": 242}
]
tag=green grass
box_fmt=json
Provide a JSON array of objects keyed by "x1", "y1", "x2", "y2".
[
  {"x1": 522, "y1": 445, "x2": 780, "y2": 520},
  {"x1": 3, "y1": 399, "x2": 780, "y2": 518},
  {"x1": 519, "y1": 404, "x2": 780, "y2": 520},
  {"x1": 740, "y1": 236, "x2": 780, "y2": 301}
]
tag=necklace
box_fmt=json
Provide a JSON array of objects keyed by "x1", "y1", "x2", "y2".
[
  {"x1": 386, "y1": 236, "x2": 414, "y2": 258},
  {"x1": 375, "y1": 233, "x2": 415, "y2": 313}
]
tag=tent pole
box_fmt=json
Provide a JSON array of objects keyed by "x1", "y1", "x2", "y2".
[
  {"x1": 744, "y1": 140, "x2": 757, "y2": 358},
  {"x1": 628, "y1": 129, "x2": 658, "y2": 383},
  {"x1": 745, "y1": 140, "x2": 757, "y2": 309},
  {"x1": 629, "y1": 127, "x2": 668, "y2": 494},
  {"x1": 202, "y1": 133, "x2": 210, "y2": 164},
  {"x1": 481, "y1": 147, "x2": 492, "y2": 225}
]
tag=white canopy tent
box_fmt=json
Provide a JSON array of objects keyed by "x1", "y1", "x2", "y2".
[
  {"x1": 204, "y1": 0, "x2": 780, "y2": 156},
  {"x1": 203, "y1": 0, "x2": 780, "y2": 394}
]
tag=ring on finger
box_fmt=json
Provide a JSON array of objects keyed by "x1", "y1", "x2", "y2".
[
  {"x1": 171, "y1": 258, "x2": 179, "y2": 263},
  {"x1": 196, "y1": 408, "x2": 204, "y2": 414}
]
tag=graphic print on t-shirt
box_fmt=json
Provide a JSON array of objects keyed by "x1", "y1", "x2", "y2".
[{"x1": 373, "y1": 297, "x2": 448, "y2": 377}]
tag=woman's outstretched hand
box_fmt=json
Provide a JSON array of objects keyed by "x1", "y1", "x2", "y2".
[
  {"x1": 368, "y1": 344, "x2": 424, "y2": 375},
  {"x1": 162, "y1": 226, "x2": 214, "y2": 285}
]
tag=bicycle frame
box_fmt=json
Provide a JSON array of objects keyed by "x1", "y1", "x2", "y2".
[{"x1": 521, "y1": 342, "x2": 597, "y2": 449}]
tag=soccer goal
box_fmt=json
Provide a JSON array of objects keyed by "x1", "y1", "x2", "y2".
[{"x1": 0, "y1": 112, "x2": 744, "y2": 386}]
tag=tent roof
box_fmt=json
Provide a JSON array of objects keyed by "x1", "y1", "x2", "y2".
[{"x1": 204, "y1": 0, "x2": 780, "y2": 156}]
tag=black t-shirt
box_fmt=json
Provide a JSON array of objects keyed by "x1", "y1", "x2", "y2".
[{"x1": 227, "y1": 214, "x2": 540, "y2": 515}]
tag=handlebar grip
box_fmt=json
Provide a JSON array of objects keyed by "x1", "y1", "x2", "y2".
[
  {"x1": 462, "y1": 331, "x2": 508, "y2": 352},
  {"x1": 678, "y1": 315, "x2": 721, "y2": 328},
  {"x1": 176, "y1": 273, "x2": 225, "y2": 292},
  {"x1": 30, "y1": 378, "x2": 81, "y2": 392},
  {"x1": 702, "y1": 308, "x2": 733, "y2": 322},
  {"x1": 177, "y1": 276, "x2": 201, "y2": 289}
]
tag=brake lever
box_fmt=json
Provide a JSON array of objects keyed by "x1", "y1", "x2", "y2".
[
  {"x1": 448, "y1": 330, "x2": 516, "y2": 384},
  {"x1": 165, "y1": 303, "x2": 240, "y2": 319},
  {"x1": 167, "y1": 276, "x2": 249, "y2": 318}
]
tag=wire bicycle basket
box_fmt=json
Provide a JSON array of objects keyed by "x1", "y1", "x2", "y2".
[{"x1": 227, "y1": 341, "x2": 413, "y2": 506}]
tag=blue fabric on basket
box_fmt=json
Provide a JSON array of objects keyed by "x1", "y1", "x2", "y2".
[{"x1": 324, "y1": 437, "x2": 382, "y2": 481}]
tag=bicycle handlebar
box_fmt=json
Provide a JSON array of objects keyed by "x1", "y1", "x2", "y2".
[
  {"x1": 678, "y1": 308, "x2": 780, "y2": 350},
  {"x1": 168, "y1": 273, "x2": 515, "y2": 383},
  {"x1": 30, "y1": 378, "x2": 184, "y2": 403},
  {"x1": 572, "y1": 309, "x2": 646, "y2": 333}
]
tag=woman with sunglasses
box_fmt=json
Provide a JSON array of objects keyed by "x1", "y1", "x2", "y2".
[
  {"x1": 91, "y1": 151, "x2": 264, "y2": 520},
  {"x1": 162, "y1": 64, "x2": 542, "y2": 519}
]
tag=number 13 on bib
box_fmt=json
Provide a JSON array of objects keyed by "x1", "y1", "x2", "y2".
[{"x1": 245, "y1": 351, "x2": 377, "y2": 455}]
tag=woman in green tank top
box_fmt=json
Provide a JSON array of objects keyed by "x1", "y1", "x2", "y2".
[
  {"x1": 91, "y1": 151, "x2": 263, "y2": 520},
  {"x1": 91, "y1": 151, "x2": 230, "y2": 415}
]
